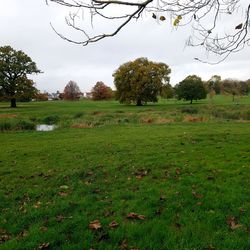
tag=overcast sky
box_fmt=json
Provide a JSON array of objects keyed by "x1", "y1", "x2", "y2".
[{"x1": 0, "y1": 0, "x2": 249, "y2": 93}]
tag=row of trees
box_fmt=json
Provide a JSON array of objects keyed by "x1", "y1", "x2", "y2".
[{"x1": 1, "y1": 46, "x2": 250, "y2": 107}]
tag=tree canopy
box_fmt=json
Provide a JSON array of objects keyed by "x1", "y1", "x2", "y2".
[
  {"x1": 0, "y1": 46, "x2": 41, "y2": 107},
  {"x1": 113, "y1": 57, "x2": 171, "y2": 106},
  {"x1": 175, "y1": 75, "x2": 207, "y2": 104},
  {"x1": 48, "y1": 0, "x2": 250, "y2": 62},
  {"x1": 63, "y1": 80, "x2": 82, "y2": 100},
  {"x1": 91, "y1": 81, "x2": 113, "y2": 100}
]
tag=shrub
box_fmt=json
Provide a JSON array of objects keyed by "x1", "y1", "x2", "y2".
[
  {"x1": 0, "y1": 120, "x2": 12, "y2": 131},
  {"x1": 16, "y1": 120, "x2": 35, "y2": 130},
  {"x1": 73, "y1": 112, "x2": 85, "y2": 119},
  {"x1": 42, "y1": 115, "x2": 60, "y2": 124}
]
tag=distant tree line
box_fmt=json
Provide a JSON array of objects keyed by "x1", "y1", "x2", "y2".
[{"x1": 1, "y1": 46, "x2": 250, "y2": 107}]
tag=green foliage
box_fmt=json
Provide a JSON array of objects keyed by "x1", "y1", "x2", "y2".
[
  {"x1": 181, "y1": 107, "x2": 198, "y2": 114},
  {"x1": 113, "y1": 57, "x2": 171, "y2": 106},
  {"x1": 42, "y1": 115, "x2": 60, "y2": 125},
  {"x1": 73, "y1": 111, "x2": 85, "y2": 118},
  {"x1": 160, "y1": 83, "x2": 174, "y2": 99},
  {"x1": 175, "y1": 75, "x2": 207, "y2": 104},
  {"x1": 0, "y1": 119, "x2": 35, "y2": 131},
  {"x1": 91, "y1": 81, "x2": 113, "y2": 100},
  {"x1": 0, "y1": 46, "x2": 41, "y2": 107}
]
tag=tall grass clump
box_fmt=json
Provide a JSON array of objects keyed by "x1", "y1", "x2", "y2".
[
  {"x1": 180, "y1": 107, "x2": 198, "y2": 114},
  {"x1": 42, "y1": 115, "x2": 60, "y2": 124}
]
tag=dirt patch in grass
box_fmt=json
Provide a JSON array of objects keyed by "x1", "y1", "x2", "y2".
[
  {"x1": 183, "y1": 115, "x2": 208, "y2": 122},
  {"x1": 0, "y1": 114, "x2": 17, "y2": 118},
  {"x1": 71, "y1": 123, "x2": 93, "y2": 128},
  {"x1": 140, "y1": 117, "x2": 154, "y2": 124},
  {"x1": 155, "y1": 118, "x2": 175, "y2": 124}
]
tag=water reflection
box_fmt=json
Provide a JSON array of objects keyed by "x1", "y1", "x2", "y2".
[{"x1": 36, "y1": 124, "x2": 57, "y2": 131}]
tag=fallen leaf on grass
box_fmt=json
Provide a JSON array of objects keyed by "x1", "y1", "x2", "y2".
[
  {"x1": 127, "y1": 213, "x2": 145, "y2": 220},
  {"x1": 238, "y1": 207, "x2": 247, "y2": 213},
  {"x1": 175, "y1": 168, "x2": 181, "y2": 175},
  {"x1": 56, "y1": 215, "x2": 66, "y2": 222},
  {"x1": 134, "y1": 169, "x2": 148, "y2": 179},
  {"x1": 192, "y1": 191, "x2": 204, "y2": 199},
  {"x1": 0, "y1": 230, "x2": 12, "y2": 243},
  {"x1": 34, "y1": 201, "x2": 42, "y2": 209},
  {"x1": 227, "y1": 216, "x2": 242, "y2": 230},
  {"x1": 58, "y1": 191, "x2": 68, "y2": 197},
  {"x1": 205, "y1": 245, "x2": 215, "y2": 250},
  {"x1": 40, "y1": 226, "x2": 48, "y2": 232},
  {"x1": 17, "y1": 230, "x2": 28, "y2": 238},
  {"x1": 119, "y1": 239, "x2": 128, "y2": 249},
  {"x1": 109, "y1": 221, "x2": 119, "y2": 229},
  {"x1": 38, "y1": 242, "x2": 50, "y2": 249},
  {"x1": 89, "y1": 220, "x2": 102, "y2": 230},
  {"x1": 103, "y1": 210, "x2": 115, "y2": 217}
]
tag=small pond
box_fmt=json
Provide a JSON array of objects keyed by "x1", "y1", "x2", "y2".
[{"x1": 36, "y1": 124, "x2": 57, "y2": 131}]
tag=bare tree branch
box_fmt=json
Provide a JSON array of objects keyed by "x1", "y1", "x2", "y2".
[{"x1": 48, "y1": 0, "x2": 250, "y2": 63}]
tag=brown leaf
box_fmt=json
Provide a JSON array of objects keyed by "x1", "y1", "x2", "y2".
[
  {"x1": 127, "y1": 213, "x2": 145, "y2": 220},
  {"x1": 227, "y1": 216, "x2": 242, "y2": 230},
  {"x1": 109, "y1": 221, "x2": 119, "y2": 229},
  {"x1": 238, "y1": 207, "x2": 247, "y2": 213},
  {"x1": 34, "y1": 201, "x2": 42, "y2": 209},
  {"x1": 103, "y1": 210, "x2": 115, "y2": 217},
  {"x1": 89, "y1": 220, "x2": 102, "y2": 230},
  {"x1": 192, "y1": 191, "x2": 203, "y2": 199},
  {"x1": 17, "y1": 230, "x2": 28, "y2": 238},
  {"x1": 119, "y1": 239, "x2": 128, "y2": 249},
  {"x1": 175, "y1": 168, "x2": 181, "y2": 175},
  {"x1": 38, "y1": 242, "x2": 50, "y2": 249},
  {"x1": 58, "y1": 191, "x2": 68, "y2": 197},
  {"x1": 56, "y1": 215, "x2": 66, "y2": 222},
  {"x1": 160, "y1": 16, "x2": 166, "y2": 21},
  {"x1": 40, "y1": 226, "x2": 48, "y2": 232},
  {"x1": 0, "y1": 232, "x2": 12, "y2": 243}
]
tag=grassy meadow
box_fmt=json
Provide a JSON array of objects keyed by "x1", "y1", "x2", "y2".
[{"x1": 0, "y1": 95, "x2": 250, "y2": 249}]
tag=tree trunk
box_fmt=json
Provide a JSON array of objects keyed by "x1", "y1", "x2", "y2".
[
  {"x1": 190, "y1": 99, "x2": 193, "y2": 104},
  {"x1": 10, "y1": 98, "x2": 17, "y2": 108},
  {"x1": 136, "y1": 99, "x2": 143, "y2": 106}
]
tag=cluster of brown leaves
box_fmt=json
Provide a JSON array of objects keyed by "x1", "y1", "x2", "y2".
[
  {"x1": 0, "y1": 228, "x2": 12, "y2": 243},
  {"x1": 192, "y1": 191, "x2": 204, "y2": 199},
  {"x1": 88, "y1": 220, "x2": 120, "y2": 231},
  {"x1": 38, "y1": 242, "x2": 50, "y2": 249},
  {"x1": 134, "y1": 169, "x2": 149, "y2": 180},
  {"x1": 126, "y1": 213, "x2": 145, "y2": 220},
  {"x1": 119, "y1": 239, "x2": 138, "y2": 250},
  {"x1": 89, "y1": 220, "x2": 102, "y2": 230},
  {"x1": 227, "y1": 216, "x2": 242, "y2": 230}
]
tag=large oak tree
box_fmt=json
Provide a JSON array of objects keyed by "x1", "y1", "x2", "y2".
[
  {"x1": 0, "y1": 46, "x2": 41, "y2": 107},
  {"x1": 175, "y1": 75, "x2": 207, "y2": 104},
  {"x1": 113, "y1": 57, "x2": 171, "y2": 106}
]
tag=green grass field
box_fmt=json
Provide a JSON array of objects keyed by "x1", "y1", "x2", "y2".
[{"x1": 0, "y1": 96, "x2": 250, "y2": 249}]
